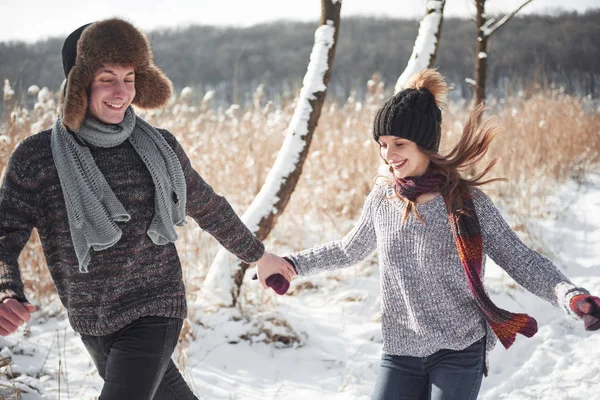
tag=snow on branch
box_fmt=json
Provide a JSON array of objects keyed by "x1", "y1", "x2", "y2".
[
  {"x1": 394, "y1": 0, "x2": 445, "y2": 94},
  {"x1": 242, "y1": 22, "x2": 335, "y2": 233},
  {"x1": 481, "y1": 0, "x2": 534, "y2": 37}
]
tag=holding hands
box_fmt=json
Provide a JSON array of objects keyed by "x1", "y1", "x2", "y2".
[{"x1": 255, "y1": 252, "x2": 297, "y2": 295}]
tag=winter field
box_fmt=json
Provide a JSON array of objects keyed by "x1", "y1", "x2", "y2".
[{"x1": 1, "y1": 78, "x2": 599, "y2": 399}]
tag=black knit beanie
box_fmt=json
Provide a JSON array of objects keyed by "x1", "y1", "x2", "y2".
[{"x1": 373, "y1": 88, "x2": 442, "y2": 152}]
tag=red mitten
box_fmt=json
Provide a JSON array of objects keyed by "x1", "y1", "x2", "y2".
[
  {"x1": 570, "y1": 294, "x2": 600, "y2": 331},
  {"x1": 252, "y1": 257, "x2": 297, "y2": 295},
  {"x1": 265, "y1": 274, "x2": 290, "y2": 295}
]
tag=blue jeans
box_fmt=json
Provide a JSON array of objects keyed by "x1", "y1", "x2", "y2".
[
  {"x1": 372, "y1": 337, "x2": 485, "y2": 400},
  {"x1": 80, "y1": 316, "x2": 198, "y2": 400}
]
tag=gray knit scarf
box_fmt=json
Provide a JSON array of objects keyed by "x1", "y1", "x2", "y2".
[{"x1": 51, "y1": 107, "x2": 187, "y2": 272}]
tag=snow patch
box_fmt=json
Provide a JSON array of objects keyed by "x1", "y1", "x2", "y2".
[{"x1": 2, "y1": 176, "x2": 599, "y2": 399}]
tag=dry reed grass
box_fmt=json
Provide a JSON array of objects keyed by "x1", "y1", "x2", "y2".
[{"x1": 1, "y1": 77, "x2": 598, "y2": 307}]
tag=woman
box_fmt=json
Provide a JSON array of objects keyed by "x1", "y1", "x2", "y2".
[
  {"x1": 257, "y1": 69, "x2": 600, "y2": 400},
  {"x1": 0, "y1": 18, "x2": 294, "y2": 399}
]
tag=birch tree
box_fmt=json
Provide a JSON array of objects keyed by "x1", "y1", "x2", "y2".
[
  {"x1": 469, "y1": 0, "x2": 534, "y2": 108},
  {"x1": 394, "y1": 0, "x2": 446, "y2": 94},
  {"x1": 202, "y1": 0, "x2": 342, "y2": 306}
]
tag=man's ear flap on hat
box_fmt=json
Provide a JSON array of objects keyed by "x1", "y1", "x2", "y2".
[
  {"x1": 61, "y1": 66, "x2": 90, "y2": 132},
  {"x1": 133, "y1": 66, "x2": 173, "y2": 109}
]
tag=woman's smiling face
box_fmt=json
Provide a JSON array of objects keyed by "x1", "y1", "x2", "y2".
[{"x1": 378, "y1": 136, "x2": 430, "y2": 178}]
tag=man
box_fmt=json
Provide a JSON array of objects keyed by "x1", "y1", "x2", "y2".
[{"x1": 0, "y1": 18, "x2": 294, "y2": 399}]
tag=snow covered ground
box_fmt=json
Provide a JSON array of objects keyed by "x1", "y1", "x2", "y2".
[{"x1": 1, "y1": 174, "x2": 599, "y2": 399}]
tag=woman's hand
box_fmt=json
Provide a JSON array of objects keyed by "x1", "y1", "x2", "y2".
[
  {"x1": 570, "y1": 294, "x2": 600, "y2": 331},
  {"x1": 255, "y1": 252, "x2": 297, "y2": 294}
]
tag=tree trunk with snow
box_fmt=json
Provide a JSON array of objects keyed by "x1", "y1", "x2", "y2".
[
  {"x1": 202, "y1": 0, "x2": 342, "y2": 306},
  {"x1": 394, "y1": 0, "x2": 446, "y2": 94},
  {"x1": 471, "y1": 0, "x2": 534, "y2": 115}
]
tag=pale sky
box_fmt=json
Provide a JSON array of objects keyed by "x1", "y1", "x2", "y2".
[{"x1": 1, "y1": 0, "x2": 597, "y2": 43}]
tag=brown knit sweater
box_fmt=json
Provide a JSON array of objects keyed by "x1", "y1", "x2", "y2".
[{"x1": 0, "y1": 128, "x2": 264, "y2": 335}]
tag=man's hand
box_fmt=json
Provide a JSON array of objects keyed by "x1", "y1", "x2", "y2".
[
  {"x1": 0, "y1": 299, "x2": 35, "y2": 336},
  {"x1": 255, "y1": 251, "x2": 297, "y2": 294}
]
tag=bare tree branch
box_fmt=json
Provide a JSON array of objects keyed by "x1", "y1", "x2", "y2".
[{"x1": 483, "y1": 0, "x2": 535, "y2": 37}]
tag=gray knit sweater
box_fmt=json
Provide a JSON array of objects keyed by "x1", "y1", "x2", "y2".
[
  {"x1": 0, "y1": 128, "x2": 264, "y2": 336},
  {"x1": 288, "y1": 184, "x2": 587, "y2": 361}
]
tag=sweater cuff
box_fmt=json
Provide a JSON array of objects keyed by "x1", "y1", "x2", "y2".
[
  {"x1": 238, "y1": 238, "x2": 265, "y2": 264},
  {"x1": 556, "y1": 282, "x2": 589, "y2": 319},
  {"x1": 282, "y1": 256, "x2": 297, "y2": 274},
  {"x1": 0, "y1": 289, "x2": 29, "y2": 305},
  {"x1": 285, "y1": 254, "x2": 306, "y2": 276}
]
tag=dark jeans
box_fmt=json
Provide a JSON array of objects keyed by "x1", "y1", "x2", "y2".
[
  {"x1": 372, "y1": 337, "x2": 485, "y2": 400},
  {"x1": 80, "y1": 316, "x2": 198, "y2": 400}
]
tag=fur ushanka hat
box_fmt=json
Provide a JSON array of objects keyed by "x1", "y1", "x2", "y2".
[{"x1": 60, "y1": 18, "x2": 173, "y2": 132}]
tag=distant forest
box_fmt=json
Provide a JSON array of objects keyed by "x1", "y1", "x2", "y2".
[{"x1": 1, "y1": 9, "x2": 599, "y2": 106}]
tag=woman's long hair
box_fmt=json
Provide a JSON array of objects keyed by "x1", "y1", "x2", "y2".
[{"x1": 381, "y1": 70, "x2": 505, "y2": 223}]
